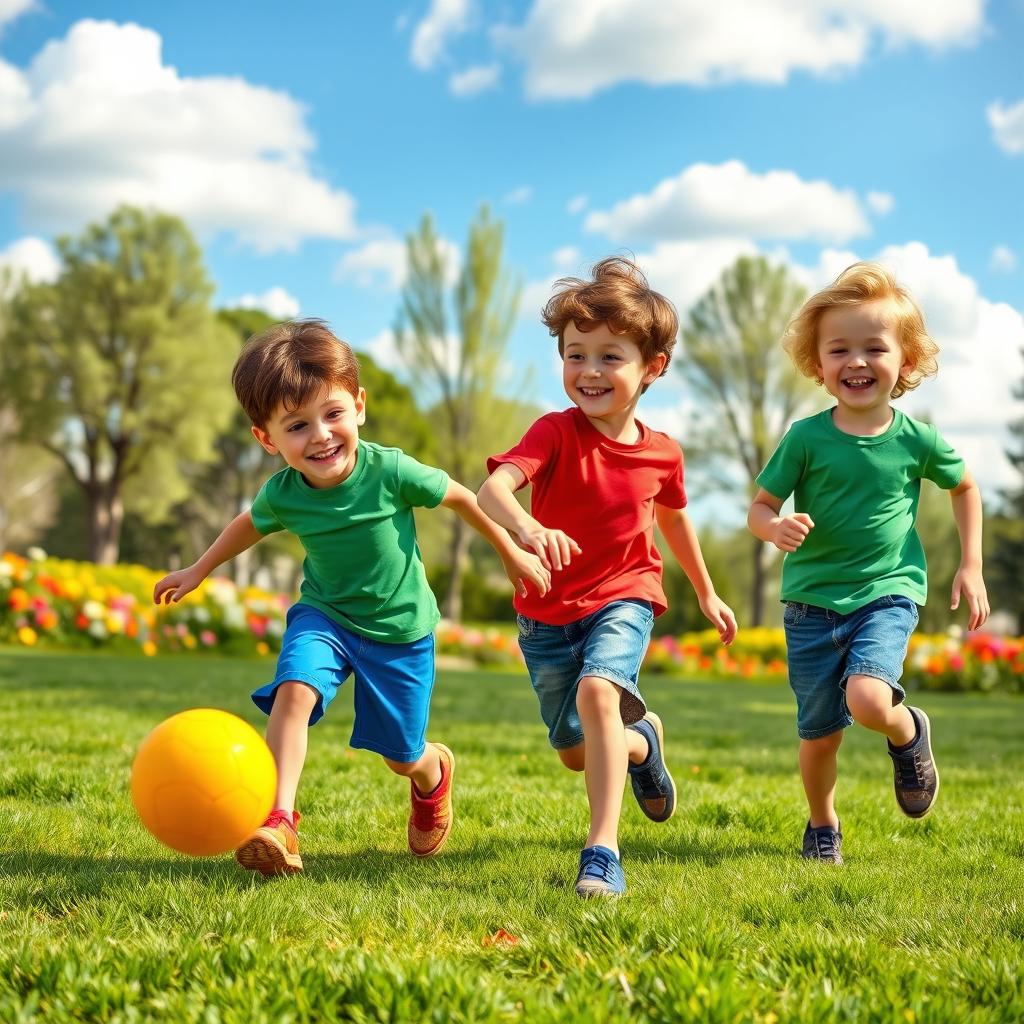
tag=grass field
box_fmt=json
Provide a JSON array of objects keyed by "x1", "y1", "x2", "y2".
[{"x1": 1, "y1": 648, "x2": 1022, "y2": 1023}]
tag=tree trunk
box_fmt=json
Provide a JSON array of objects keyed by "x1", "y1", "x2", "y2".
[
  {"x1": 750, "y1": 534, "x2": 769, "y2": 627},
  {"x1": 443, "y1": 515, "x2": 473, "y2": 622},
  {"x1": 87, "y1": 487, "x2": 124, "y2": 565}
]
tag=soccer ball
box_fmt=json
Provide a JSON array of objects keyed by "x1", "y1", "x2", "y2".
[{"x1": 131, "y1": 708, "x2": 277, "y2": 856}]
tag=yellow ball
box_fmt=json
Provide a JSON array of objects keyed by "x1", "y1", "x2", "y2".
[{"x1": 131, "y1": 708, "x2": 277, "y2": 857}]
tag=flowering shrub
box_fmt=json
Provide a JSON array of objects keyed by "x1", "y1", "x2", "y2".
[
  {"x1": 904, "y1": 631, "x2": 1024, "y2": 694},
  {"x1": 644, "y1": 628, "x2": 788, "y2": 679},
  {"x1": 0, "y1": 551, "x2": 287, "y2": 657}
]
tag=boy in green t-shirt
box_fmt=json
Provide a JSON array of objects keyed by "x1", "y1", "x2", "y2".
[
  {"x1": 749, "y1": 263, "x2": 989, "y2": 863},
  {"x1": 154, "y1": 319, "x2": 549, "y2": 874}
]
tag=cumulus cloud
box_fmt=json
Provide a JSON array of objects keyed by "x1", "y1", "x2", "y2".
[
  {"x1": 866, "y1": 191, "x2": 895, "y2": 216},
  {"x1": 449, "y1": 63, "x2": 499, "y2": 96},
  {"x1": 991, "y1": 245, "x2": 1017, "y2": 274},
  {"x1": 0, "y1": 0, "x2": 34, "y2": 32},
  {"x1": 566, "y1": 194, "x2": 587, "y2": 215},
  {"x1": 496, "y1": 0, "x2": 984, "y2": 99},
  {"x1": 0, "y1": 235, "x2": 59, "y2": 291},
  {"x1": 336, "y1": 232, "x2": 461, "y2": 291},
  {"x1": 585, "y1": 161, "x2": 870, "y2": 245},
  {"x1": 988, "y1": 98, "x2": 1024, "y2": 155},
  {"x1": 0, "y1": 20, "x2": 357, "y2": 250},
  {"x1": 232, "y1": 286, "x2": 300, "y2": 320},
  {"x1": 411, "y1": 0, "x2": 471, "y2": 70}
]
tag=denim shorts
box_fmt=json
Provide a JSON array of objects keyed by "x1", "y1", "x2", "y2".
[
  {"x1": 251, "y1": 604, "x2": 436, "y2": 762},
  {"x1": 516, "y1": 599, "x2": 654, "y2": 750},
  {"x1": 783, "y1": 594, "x2": 919, "y2": 740}
]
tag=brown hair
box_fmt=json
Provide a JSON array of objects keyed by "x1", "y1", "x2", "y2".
[
  {"x1": 783, "y1": 262, "x2": 939, "y2": 399},
  {"x1": 232, "y1": 318, "x2": 360, "y2": 427},
  {"x1": 542, "y1": 256, "x2": 678, "y2": 386}
]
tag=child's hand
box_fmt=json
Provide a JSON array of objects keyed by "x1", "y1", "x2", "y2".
[
  {"x1": 516, "y1": 525, "x2": 581, "y2": 571},
  {"x1": 502, "y1": 549, "x2": 552, "y2": 599},
  {"x1": 700, "y1": 594, "x2": 738, "y2": 646},
  {"x1": 153, "y1": 565, "x2": 205, "y2": 605},
  {"x1": 771, "y1": 513, "x2": 814, "y2": 552},
  {"x1": 951, "y1": 564, "x2": 990, "y2": 631}
]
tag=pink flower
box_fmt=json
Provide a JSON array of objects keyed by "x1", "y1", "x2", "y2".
[{"x1": 200, "y1": 630, "x2": 217, "y2": 647}]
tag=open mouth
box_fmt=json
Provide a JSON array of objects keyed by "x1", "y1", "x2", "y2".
[
  {"x1": 578, "y1": 386, "x2": 611, "y2": 398},
  {"x1": 308, "y1": 444, "x2": 343, "y2": 463},
  {"x1": 842, "y1": 377, "x2": 876, "y2": 391}
]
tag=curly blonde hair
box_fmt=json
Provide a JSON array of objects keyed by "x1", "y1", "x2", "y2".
[{"x1": 782, "y1": 262, "x2": 939, "y2": 399}]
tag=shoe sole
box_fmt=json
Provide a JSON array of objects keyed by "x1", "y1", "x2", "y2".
[
  {"x1": 410, "y1": 742, "x2": 455, "y2": 858},
  {"x1": 642, "y1": 712, "x2": 676, "y2": 823},
  {"x1": 575, "y1": 882, "x2": 624, "y2": 898},
  {"x1": 901, "y1": 708, "x2": 939, "y2": 819},
  {"x1": 235, "y1": 831, "x2": 303, "y2": 876}
]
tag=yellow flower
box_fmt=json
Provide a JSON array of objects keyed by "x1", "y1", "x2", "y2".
[
  {"x1": 17, "y1": 626, "x2": 38, "y2": 646},
  {"x1": 256, "y1": 641, "x2": 270, "y2": 656},
  {"x1": 142, "y1": 641, "x2": 157, "y2": 657},
  {"x1": 181, "y1": 634, "x2": 197, "y2": 649},
  {"x1": 105, "y1": 614, "x2": 124, "y2": 634}
]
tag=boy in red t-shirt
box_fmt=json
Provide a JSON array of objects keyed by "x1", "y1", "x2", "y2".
[{"x1": 479, "y1": 257, "x2": 737, "y2": 896}]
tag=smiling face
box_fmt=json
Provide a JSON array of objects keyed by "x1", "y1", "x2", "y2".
[
  {"x1": 252, "y1": 383, "x2": 366, "y2": 488},
  {"x1": 816, "y1": 300, "x2": 915, "y2": 415},
  {"x1": 561, "y1": 321, "x2": 666, "y2": 434}
]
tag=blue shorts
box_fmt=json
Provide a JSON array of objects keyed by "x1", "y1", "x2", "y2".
[
  {"x1": 251, "y1": 604, "x2": 436, "y2": 762},
  {"x1": 783, "y1": 594, "x2": 919, "y2": 740},
  {"x1": 516, "y1": 599, "x2": 654, "y2": 750}
]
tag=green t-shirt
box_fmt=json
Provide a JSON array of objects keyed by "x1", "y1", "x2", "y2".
[
  {"x1": 756, "y1": 409, "x2": 964, "y2": 614},
  {"x1": 250, "y1": 440, "x2": 449, "y2": 643}
]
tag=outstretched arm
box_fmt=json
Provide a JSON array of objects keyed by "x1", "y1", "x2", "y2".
[
  {"x1": 655, "y1": 504, "x2": 737, "y2": 645},
  {"x1": 153, "y1": 511, "x2": 264, "y2": 605},
  {"x1": 441, "y1": 480, "x2": 551, "y2": 598},
  {"x1": 477, "y1": 464, "x2": 581, "y2": 571},
  {"x1": 949, "y1": 470, "x2": 989, "y2": 631}
]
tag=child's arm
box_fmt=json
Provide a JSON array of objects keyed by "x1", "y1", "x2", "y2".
[
  {"x1": 477, "y1": 464, "x2": 581, "y2": 571},
  {"x1": 153, "y1": 511, "x2": 264, "y2": 605},
  {"x1": 948, "y1": 470, "x2": 990, "y2": 631},
  {"x1": 440, "y1": 480, "x2": 552, "y2": 598},
  {"x1": 747, "y1": 488, "x2": 814, "y2": 552},
  {"x1": 654, "y1": 504, "x2": 738, "y2": 645}
]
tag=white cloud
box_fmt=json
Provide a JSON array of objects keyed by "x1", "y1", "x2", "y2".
[
  {"x1": 552, "y1": 246, "x2": 581, "y2": 271},
  {"x1": 496, "y1": 0, "x2": 984, "y2": 100},
  {"x1": 988, "y1": 98, "x2": 1024, "y2": 155},
  {"x1": 0, "y1": 235, "x2": 59, "y2": 291},
  {"x1": 503, "y1": 185, "x2": 532, "y2": 205},
  {"x1": 449, "y1": 63, "x2": 499, "y2": 96},
  {"x1": 866, "y1": 191, "x2": 894, "y2": 215},
  {"x1": 585, "y1": 161, "x2": 870, "y2": 245},
  {"x1": 637, "y1": 238, "x2": 760, "y2": 316},
  {"x1": 0, "y1": 0, "x2": 34, "y2": 31},
  {"x1": 411, "y1": 0, "x2": 471, "y2": 70},
  {"x1": 361, "y1": 328, "x2": 402, "y2": 371},
  {"x1": 991, "y1": 245, "x2": 1017, "y2": 274},
  {"x1": 336, "y1": 232, "x2": 461, "y2": 292},
  {"x1": 566, "y1": 194, "x2": 587, "y2": 214},
  {"x1": 233, "y1": 286, "x2": 300, "y2": 320},
  {"x1": 0, "y1": 20, "x2": 357, "y2": 250}
]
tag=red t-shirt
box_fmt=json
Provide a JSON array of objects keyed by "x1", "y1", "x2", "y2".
[{"x1": 487, "y1": 407, "x2": 687, "y2": 625}]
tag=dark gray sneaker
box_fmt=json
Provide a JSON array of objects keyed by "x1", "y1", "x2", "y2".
[
  {"x1": 802, "y1": 821, "x2": 843, "y2": 864},
  {"x1": 888, "y1": 706, "x2": 939, "y2": 818},
  {"x1": 626, "y1": 712, "x2": 676, "y2": 822}
]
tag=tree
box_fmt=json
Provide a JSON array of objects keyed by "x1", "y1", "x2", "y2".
[
  {"x1": 0, "y1": 206, "x2": 236, "y2": 564},
  {"x1": 679, "y1": 256, "x2": 819, "y2": 625},
  {"x1": 393, "y1": 207, "x2": 522, "y2": 621}
]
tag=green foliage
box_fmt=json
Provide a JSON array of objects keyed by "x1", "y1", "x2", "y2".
[
  {"x1": 0, "y1": 206, "x2": 236, "y2": 563},
  {"x1": 1, "y1": 652, "x2": 1022, "y2": 1022}
]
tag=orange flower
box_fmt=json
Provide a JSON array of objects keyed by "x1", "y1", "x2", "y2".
[
  {"x1": 142, "y1": 641, "x2": 157, "y2": 657},
  {"x1": 8, "y1": 588, "x2": 29, "y2": 612}
]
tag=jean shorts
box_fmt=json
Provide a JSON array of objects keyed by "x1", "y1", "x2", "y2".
[
  {"x1": 783, "y1": 594, "x2": 919, "y2": 740},
  {"x1": 516, "y1": 599, "x2": 654, "y2": 750},
  {"x1": 251, "y1": 604, "x2": 436, "y2": 762}
]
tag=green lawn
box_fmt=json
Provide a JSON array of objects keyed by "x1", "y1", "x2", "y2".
[{"x1": 1, "y1": 649, "x2": 1022, "y2": 1023}]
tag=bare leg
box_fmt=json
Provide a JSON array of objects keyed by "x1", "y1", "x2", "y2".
[
  {"x1": 799, "y1": 731, "x2": 843, "y2": 829},
  {"x1": 558, "y1": 729, "x2": 649, "y2": 773},
  {"x1": 383, "y1": 743, "x2": 442, "y2": 793},
  {"x1": 846, "y1": 674, "x2": 914, "y2": 745},
  {"x1": 264, "y1": 681, "x2": 319, "y2": 815}
]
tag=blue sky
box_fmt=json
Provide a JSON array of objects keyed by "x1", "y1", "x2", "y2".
[{"x1": 1, "y1": 1, "x2": 1022, "y2": 515}]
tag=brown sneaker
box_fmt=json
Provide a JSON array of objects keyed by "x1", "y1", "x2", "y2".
[
  {"x1": 235, "y1": 809, "x2": 303, "y2": 875},
  {"x1": 888, "y1": 706, "x2": 939, "y2": 818},
  {"x1": 408, "y1": 743, "x2": 454, "y2": 857}
]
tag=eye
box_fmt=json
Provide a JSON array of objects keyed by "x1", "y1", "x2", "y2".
[
  {"x1": 603, "y1": 354, "x2": 621, "y2": 362},
  {"x1": 287, "y1": 422, "x2": 306, "y2": 432},
  {"x1": 326, "y1": 409, "x2": 343, "y2": 420}
]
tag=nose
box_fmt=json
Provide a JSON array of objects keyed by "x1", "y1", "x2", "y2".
[{"x1": 312, "y1": 418, "x2": 332, "y2": 442}]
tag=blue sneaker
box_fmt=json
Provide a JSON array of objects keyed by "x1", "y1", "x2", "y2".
[
  {"x1": 627, "y1": 712, "x2": 676, "y2": 822},
  {"x1": 575, "y1": 845, "x2": 626, "y2": 897}
]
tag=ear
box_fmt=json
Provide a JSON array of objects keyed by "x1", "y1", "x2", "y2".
[
  {"x1": 354, "y1": 387, "x2": 366, "y2": 427},
  {"x1": 644, "y1": 352, "x2": 668, "y2": 384},
  {"x1": 251, "y1": 424, "x2": 278, "y2": 455}
]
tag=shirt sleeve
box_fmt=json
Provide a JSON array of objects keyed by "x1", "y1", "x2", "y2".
[
  {"x1": 249, "y1": 479, "x2": 284, "y2": 535},
  {"x1": 655, "y1": 444, "x2": 687, "y2": 509},
  {"x1": 486, "y1": 415, "x2": 560, "y2": 488},
  {"x1": 922, "y1": 425, "x2": 965, "y2": 490},
  {"x1": 756, "y1": 427, "x2": 804, "y2": 501},
  {"x1": 397, "y1": 452, "x2": 450, "y2": 508}
]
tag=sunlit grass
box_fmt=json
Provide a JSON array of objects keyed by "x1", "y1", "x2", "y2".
[{"x1": 1, "y1": 648, "x2": 1022, "y2": 1022}]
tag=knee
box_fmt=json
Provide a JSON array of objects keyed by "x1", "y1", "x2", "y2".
[
  {"x1": 576, "y1": 675, "x2": 620, "y2": 717},
  {"x1": 274, "y1": 681, "x2": 318, "y2": 715},
  {"x1": 845, "y1": 675, "x2": 894, "y2": 726},
  {"x1": 557, "y1": 745, "x2": 585, "y2": 772},
  {"x1": 803, "y1": 731, "x2": 843, "y2": 757}
]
